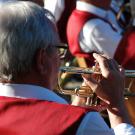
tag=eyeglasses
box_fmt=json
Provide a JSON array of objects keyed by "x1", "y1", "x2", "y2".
[
  {"x1": 56, "y1": 43, "x2": 68, "y2": 59},
  {"x1": 43, "y1": 9, "x2": 68, "y2": 59}
]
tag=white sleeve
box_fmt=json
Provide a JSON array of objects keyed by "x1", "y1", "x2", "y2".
[
  {"x1": 79, "y1": 19, "x2": 122, "y2": 58},
  {"x1": 113, "y1": 123, "x2": 135, "y2": 135},
  {"x1": 44, "y1": 0, "x2": 57, "y2": 14},
  {"x1": 54, "y1": 0, "x2": 65, "y2": 22},
  {"x1": 76, "y1": 112, "x2": 114, "y2": 135},
  {"x1": 44, "y1": 0, "x2": 65, "y2": 22},
  {"x1": 106, "y1": 10, "x2": 123, "y2": 34},
  {"x1": 76, "y1": 112, "x2": 135, "y2": 135}
]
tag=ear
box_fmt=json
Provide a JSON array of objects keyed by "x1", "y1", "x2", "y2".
[{"x1": 35, "y1": 48, "x2": 48, "y2": 75}]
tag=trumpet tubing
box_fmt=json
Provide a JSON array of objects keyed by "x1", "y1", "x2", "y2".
[
  {"x1": 57, "y1": 66, "x2": 135, "y2": 108},
  {"x1": 59, "y1": 66, "x2": 135, "y2": 77}
]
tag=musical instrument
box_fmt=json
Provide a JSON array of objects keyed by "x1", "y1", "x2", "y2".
[
  {"x1": 56, "y1": 66, "x2": 135, "y2": 112},
  {"x1": 119, "y1": 1, "x2": 135, "y2": 125}
]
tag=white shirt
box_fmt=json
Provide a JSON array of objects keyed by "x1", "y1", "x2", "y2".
[
  {"x1": 0, "y1": 83, "x2": 134, "y2": 135},
  {"x1": 44, "y1": 0, "x2": 65, "y2": 22},
  {"x1": 109, "y1": 0, "x2": 125, "y2": 34},
  {"x1": 77, "y1": 1, "x2": 122, "y2": 58},
  {"x1": 111, "y1": 0, "x2": 124, "y2": 13},
  {"x1": 107, "y1": 10, "x2": 123, "y2": 34}
]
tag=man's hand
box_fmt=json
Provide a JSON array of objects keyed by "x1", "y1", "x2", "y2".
[
  {"x1": 83, "y1": 53, "x2": 125, "y2": 108},
  {"x1": 83, "y1": 53, "x2": 131, "y2": 128}
]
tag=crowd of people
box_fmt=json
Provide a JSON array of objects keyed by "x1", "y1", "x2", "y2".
[{"x1": 0, "y1": 0, "x2": 134, "y2": 135}]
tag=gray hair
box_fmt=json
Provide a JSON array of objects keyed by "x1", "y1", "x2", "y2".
[{"x1": 0, "y1": 1, "x2": 59, "y2": 80}]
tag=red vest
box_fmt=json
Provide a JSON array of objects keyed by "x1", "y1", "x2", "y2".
[
  {"x1": 0, "y1": 96, "x2": 96, "y2": 135},
  {"x1": 67, "y1": 10, "x2": 116, "y2": 66},
  {"x1": 114, "y1": 27, "x2": 135, "y2": 69},
  {"x1": 57, "y1": 0, "x2": 76, "y2": 43}
]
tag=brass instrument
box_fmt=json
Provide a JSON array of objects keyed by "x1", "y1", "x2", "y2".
[{"x1": 57, "y1": 66, "x2": 135, "y2": 110}]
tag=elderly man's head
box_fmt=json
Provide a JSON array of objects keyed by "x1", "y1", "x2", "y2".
[{"x1": 0, "y1": 1, "x2": 60, "y2": 89}]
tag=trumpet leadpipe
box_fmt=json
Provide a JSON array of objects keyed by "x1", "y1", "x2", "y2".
[
  {"x1": 59, "y1": 66, "x2": 135, "y2": 78},
  {"x1": 125, "y1": 70, "x2": 135, "y2": 78},
  {"x1": 59, "y1": 66, "x2": 100, "y2": 74}
]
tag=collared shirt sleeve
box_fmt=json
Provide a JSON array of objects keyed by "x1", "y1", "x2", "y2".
[
  {"x1": 76, "y1": 112, "x2": 135, "y2": 135},
  {"x1": 76, "y1": 112, "x2": 114, "y2": 135},
  {"x1": 107, "y1": 10, "x2": 123, "y2": 34},
  {"x1": 79, "y1": 19, "x2": 122, "y2": 58},
  {"x1": 113, "y1": 123, "x2": 135, "y2": 135}
]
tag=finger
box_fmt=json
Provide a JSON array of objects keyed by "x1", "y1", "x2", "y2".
[
  {"x1": 110, "y1": 59, "x2": 119, "y2": 71},
  {"x1": 100, "y1": 54, "x2": 118, "y2": 71},
  {"x1": 83, "y1": 75, "x2": 111, "y2": 105},
  {"x1": 119, "y1": 65, "x2": 125, "y2": 76},
  {"x1": 82, "y1": 75, "x2": 98, "y2": 93},
  {"x1": 81, "y1": 81, "x2": 86, "y2": 86},
  {"x1": 101, "y1": 53, "x2": 120, "y2": 72},
  {"x1": 93, "y1": 53, "x2": 110, "y2": 77},
  {"x1": 83, "y1": 78, "x2": 110, "y2": 105}
]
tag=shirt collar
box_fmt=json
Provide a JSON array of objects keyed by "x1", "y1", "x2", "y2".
[
  {"x1": 0, "y1": 83, "x2": 68, "y2": 104},
  {"x1": 76, "y1": 1, "x2": 108, "y2": 19}
]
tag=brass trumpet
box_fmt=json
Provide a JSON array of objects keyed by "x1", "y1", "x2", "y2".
[{"x1": 57, "y1": 66, "x2": 135, "y2": 109}]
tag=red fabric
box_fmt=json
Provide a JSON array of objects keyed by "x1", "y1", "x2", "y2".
[
  {"x1": 67, "y1": 10, "x2": 116, "y2": 66},
  {"x1": 67, "y1": 10, "x2": 98, "y2": 66},
  {"x1": 57, "y1": 0, "x2": 76, "y2": 43},
  {"x1": 0, "y1": 96, "x2": 95, "y2": 135},
  {"x1": 114, "y1": 27, "x2": 135, "y2": 69}
]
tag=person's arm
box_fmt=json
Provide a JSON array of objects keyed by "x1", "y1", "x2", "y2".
[
  {"x1": 83, "y1": 53, "x2": 135, "y2": 134},
  {"x1": 79, "y1": 19, "x2": 122, "y2": 58},
  {"x1": 107, "y1": 100, "x2": 130, "y2": 128}
]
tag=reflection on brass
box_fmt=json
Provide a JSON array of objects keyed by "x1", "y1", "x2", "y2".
[
  {"x1": 59, "y1": 66, "x2": 135, "y2": 78},
  {"x1": 57, "y1": 66, "x2": 135, "y2": 110}
]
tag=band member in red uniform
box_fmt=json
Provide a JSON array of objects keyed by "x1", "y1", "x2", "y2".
[
  {"x1": 0, "y1": 1, "x2": 134, "y2": 135},
  {"x1": 114, "y1": 0, "x2": 135, "y2": 69},
  {"x1": 67, "y1": 0, "x2": 122, "y2": 67}
]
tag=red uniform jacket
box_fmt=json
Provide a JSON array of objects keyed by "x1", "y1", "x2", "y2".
[
  {"x1": 0, "y1": 96, "x2": 96, "y2": 135},
  {"x1": 67, "y1": 9, "x2": 115, "y2": 66},
  {"x1": 114, "y1": 27, "x2": 135, "y2": 69}
]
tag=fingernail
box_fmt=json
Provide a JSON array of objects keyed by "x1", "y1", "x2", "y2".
[{"x1": 93, "y1": 53, "x2": 98, "y2": 58}]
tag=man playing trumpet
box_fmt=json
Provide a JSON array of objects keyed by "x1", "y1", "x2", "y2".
[{"x1": 0, "y1": 1, "x2": 134, "y2": 135}]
